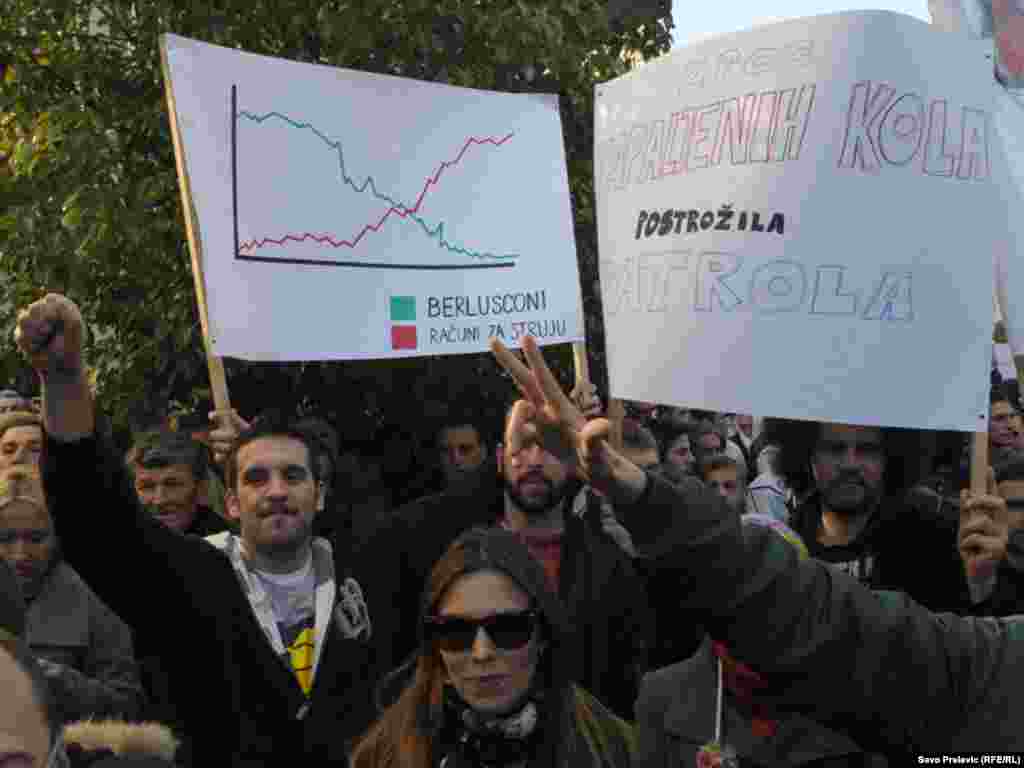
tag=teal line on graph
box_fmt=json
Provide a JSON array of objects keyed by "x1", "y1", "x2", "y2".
[{"x1": 236, "y1": 109, "x2": 518, "y2": 261}]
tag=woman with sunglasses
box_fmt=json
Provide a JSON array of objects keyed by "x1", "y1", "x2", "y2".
[{"x1": 350, "y1": 526, "x2": 635, "y2": 768}]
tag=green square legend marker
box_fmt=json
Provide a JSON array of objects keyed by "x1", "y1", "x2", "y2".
[{"x1": 390, "y1": 296, "x2": 416, "y2": 323}]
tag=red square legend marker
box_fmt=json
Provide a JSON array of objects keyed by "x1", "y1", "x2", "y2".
[{"x1": 391, "y1": 325, "x2": 417, "y2": 350}]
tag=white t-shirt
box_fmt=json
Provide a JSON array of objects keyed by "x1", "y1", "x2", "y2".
[{"x1": 253, "y1": 558, "x2": 317, "y2": 694}]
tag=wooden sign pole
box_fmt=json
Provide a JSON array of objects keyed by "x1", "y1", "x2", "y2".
[
  {"x1": 159, "y1": 39, "x2": 232, "y2": 417},
  {"x1": 970, "y1": 432, "x2": 989, "y2": 495},
  {"x1": 572, "y1": 341, "x2": 590, "y2": 387}
]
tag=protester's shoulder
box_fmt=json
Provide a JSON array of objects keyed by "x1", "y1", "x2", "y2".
[{"x1": 637, "y1": 663, "x2": 693, "y2": 715}]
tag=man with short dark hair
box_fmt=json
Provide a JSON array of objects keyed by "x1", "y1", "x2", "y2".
[
  {"x1": 126, "y1": 431, "x2": 226, "y2": 536},
  {"x1": 697, "y1": 453, "x2": 745, "y2": 514},
  {"x1": 436, "y1": 416, "x2": 488, "y2": 490},
  {"x1": 990, "y1": 382, "x2": 1022, "y2": 465},
  {"x1": 14, "y1": 293, "x2": 389, "y2": 766},
  {"x1": 689, "y1": 420, "x2": 725, "y2": 465}
]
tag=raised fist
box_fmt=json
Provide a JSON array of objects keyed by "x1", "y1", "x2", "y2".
[{"x1": 13, "y1": 293, "x2": 86, "y2": 376}]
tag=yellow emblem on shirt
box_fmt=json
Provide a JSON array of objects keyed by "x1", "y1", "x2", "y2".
[{"x1": 287, "y1": 625, "x2": 316, "y2": 695}]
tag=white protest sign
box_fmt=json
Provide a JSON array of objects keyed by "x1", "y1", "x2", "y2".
[
  {"x1": 595, "y1": 10, "x2": 1003, "y2": 432},
  {"x1": 931, "y1": 0, "x2": 1024, "y2": 360},
  {"x1": 162, "y1": 34, "x2": 582, "y2": 361}
]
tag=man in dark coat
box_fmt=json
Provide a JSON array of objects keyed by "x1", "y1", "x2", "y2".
[{"x1": 15, "y1": 293, "x2": 393, "y2": 767}]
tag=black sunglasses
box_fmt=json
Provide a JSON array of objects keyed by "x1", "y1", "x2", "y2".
[{"x1": 424, "y1": 610, "x2": 539, "y2": 652}]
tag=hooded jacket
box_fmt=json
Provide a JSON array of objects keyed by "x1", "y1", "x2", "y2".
[
  {"x1": 41, "y1": 434, "x2": 392, "y2": 767},
  {"x1": 618, "y1": 471, "x2": 1024, "y2": 754}
]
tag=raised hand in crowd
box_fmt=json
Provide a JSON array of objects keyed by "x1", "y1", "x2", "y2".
[
  {"x1": 13, "y1": 293, "x2": 93, "y2": 440},
  {"x1": 959, "y1": 472, "x2": 1009, "y2": 601},
  {"x1": 490, "y1": 337, "x2": 645, "y2": 505},
  {"x1": 569, "y1": 379, "x2": 603, "y2": 420},
  {"x1": 207, "y1": 409, "x2": 251, "y2": 466}
]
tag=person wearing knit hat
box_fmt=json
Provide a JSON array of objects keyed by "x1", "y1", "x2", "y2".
[
  {"x1": 0, "y1": 466, "x2": 145, "y2": 724},
  {"x1": 636, "y1": 515, "x2": 883, "y2": 768},
  {"x1": 351, "y1": 526, "x2": 635, "y2": 768}
]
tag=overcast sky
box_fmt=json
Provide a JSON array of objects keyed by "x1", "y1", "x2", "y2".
[{"x1": 672, "y1": 0, "x2": 932, "y2": 48}]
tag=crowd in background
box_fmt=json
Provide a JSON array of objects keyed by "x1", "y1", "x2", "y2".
[{"x1": 3, "y1": 303, "x2": 1024, "y2": 767}]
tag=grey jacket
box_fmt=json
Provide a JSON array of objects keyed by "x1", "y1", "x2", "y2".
[
  {"x1": 26, "y1": 562, "x2": 144, "y2": 722},
  {"x1": 620, "y1": 472, "x2": 1024, "y2": 754},
  {"x1": 636, "y1": 638, "x2": 879, "y2": 767}
]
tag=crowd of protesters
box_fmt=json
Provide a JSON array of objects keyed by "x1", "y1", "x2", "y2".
[{"x1": 4, "y1": 294, "x2": 1024, "y2": 766}]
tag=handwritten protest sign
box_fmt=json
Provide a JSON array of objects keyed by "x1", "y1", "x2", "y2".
[
  {"x1": 161, "y1": 34, "x2": 582, "y2": 361},
  {"x1": 933, "y1": 1, "x2": 1024, "y2": 367},
  {"x1": 595, "y1": 10, "x2": 1006, "y2": 431}
]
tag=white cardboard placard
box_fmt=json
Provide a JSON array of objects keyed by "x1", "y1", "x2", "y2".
[
  {"x1": 595, "y1": 11, "x2": 1004, "y2": 431},
  {"x1": 163, "y1": 34, "x2": 582, "y2": 361}
]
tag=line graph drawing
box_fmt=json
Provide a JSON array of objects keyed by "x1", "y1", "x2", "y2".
[{"x1": 231, "y1": 85, "x2": 519, "y2": 270}]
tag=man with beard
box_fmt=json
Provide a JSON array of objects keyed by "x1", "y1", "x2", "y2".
[
  {"x1": 775, "y1": 420, "x2": 966, "y2": 612},
  {"x1": 13, "y1": 294, "x2": 389, "y2": 767},
  {"x1": 362, "y1": 400, "x2": 651, "y2": 720}
]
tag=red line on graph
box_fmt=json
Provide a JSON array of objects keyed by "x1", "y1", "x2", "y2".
[{"x1": 238, "y1": 131, "x2": 514, "y2": 252}]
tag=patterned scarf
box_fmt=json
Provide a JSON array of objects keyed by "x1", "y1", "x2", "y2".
[{"x1": 438, "y1": 686, "x2": 543, "y2": 768}]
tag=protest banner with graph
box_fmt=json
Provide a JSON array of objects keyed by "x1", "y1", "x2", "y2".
[{"x1": 161, "y1": 34, "x2": 582, "y2": 361}]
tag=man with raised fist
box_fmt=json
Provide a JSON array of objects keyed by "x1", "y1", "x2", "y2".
[{"x1": 14, "y1": 294, "x2": 388, "y2": 767}]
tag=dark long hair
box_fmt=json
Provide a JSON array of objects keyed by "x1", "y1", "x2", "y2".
[
  {"x1": 350, "y1": 527, "x2": 576, "y2": 768},
  {"x1": 761, "y1": 417, "x2": 918, "y2": 499}
]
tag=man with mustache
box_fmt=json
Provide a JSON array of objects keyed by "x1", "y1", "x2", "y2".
[{"x1": 778, "y1": 421, "x2": 966, "y2": 612}]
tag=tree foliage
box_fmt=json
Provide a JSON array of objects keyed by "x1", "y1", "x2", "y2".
[{"x1": 0, "y1": 0, "x2": 672, "y2": 452}]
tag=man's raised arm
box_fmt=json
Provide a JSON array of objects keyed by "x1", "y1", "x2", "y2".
[
  {"x1": 491, "y1": 335, "x2": 1023, "y2": 752},
  {"x1": 12, "y1": 294, "x2": 206, "y2": 636},
  {"x1": 14, "y1": 293, "x2": 94, "y2": 441}
]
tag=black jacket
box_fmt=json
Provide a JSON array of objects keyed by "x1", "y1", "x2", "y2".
[
  {"x1": 790, "y1": 487, "x2": 967, "y2": 613},
  {"x1": 620, "y1": 472, "x2": 1024, "y2": 753},
  {"x1": 356, "y1": 474, "x2": 651, "y2": 720},
  {"x1": 41, "y1": 435, "x2": 390, "y2": 766}
]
